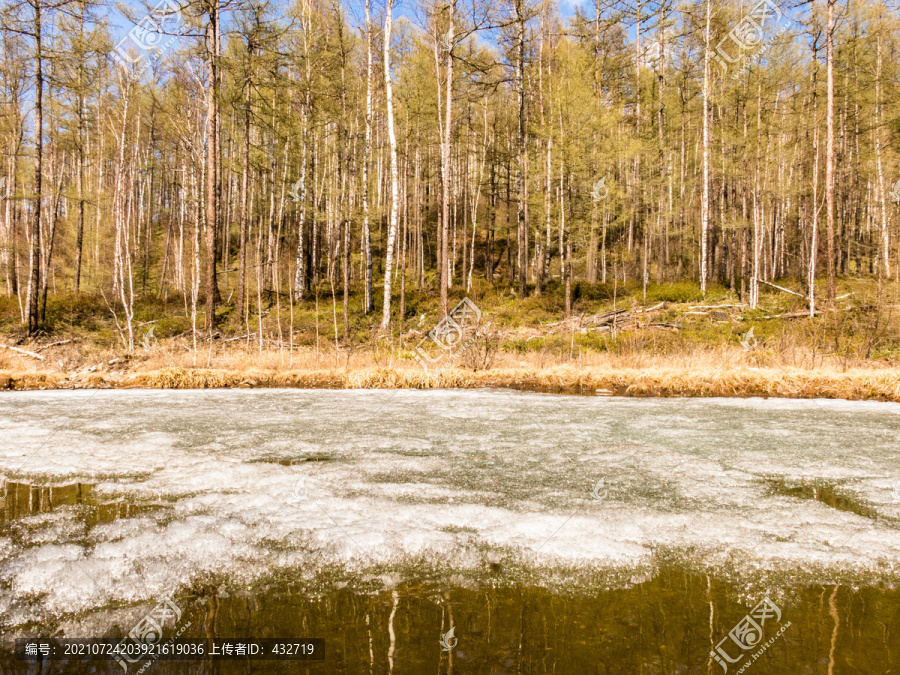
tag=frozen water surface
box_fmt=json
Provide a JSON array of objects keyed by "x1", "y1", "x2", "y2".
[{"x1": 0, "y1": 389, "x2": 898, "y2": 643}]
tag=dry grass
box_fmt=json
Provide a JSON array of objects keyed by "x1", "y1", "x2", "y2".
[
  {"x1": 3, "y1": 289, "x2": 899, "y2": 401},
  {"x1": 1, "y1": 339, "x2": 898, "y2": 401}
]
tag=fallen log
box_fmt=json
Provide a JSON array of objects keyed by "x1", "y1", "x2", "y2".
[
  {"x1": 222, "y1": 333, "x2": 256, "y2": 343},
  {"x1": 634, "y1": 302, "x2": 665, "y2": 313},
  {"x1": 754, "y1": 278, "x2": 807, "y2": 299},
  {"x1": 0, "y1": 344, "x2": 45, "y2": 360},
  {"x1": 759, "y1": 310, "x2": 817, "y2": 319},
  {"x1": 35, "y1": 339, "x2": 76, "y2": 352},
  {"x1": 691, "y1": 303, "x2": 746, "y2": 309},
  {"x1": 587, "y1": 308, "x2": 630, "y2": 325}
]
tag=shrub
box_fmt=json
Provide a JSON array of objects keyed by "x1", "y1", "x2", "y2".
[{"x1": 646, "y1": 282, "x2": 705, "y2": 303}]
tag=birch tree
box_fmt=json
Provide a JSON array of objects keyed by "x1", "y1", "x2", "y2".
[{"x1": 380, "y1": 0, "x2": 400, "y2": 329}]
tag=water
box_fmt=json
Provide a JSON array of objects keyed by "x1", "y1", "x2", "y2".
[
  {"x1": 0, "y1": 389, "x2": 898, "y2": 672},
  {"x1": 0, "y1": 571, "x2": 898, "y2": 673},
  {"x1": 1, "y1": 481, "x2": 168, "y2": 527}
]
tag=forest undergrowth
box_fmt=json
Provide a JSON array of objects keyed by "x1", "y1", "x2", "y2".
[{"x1": 1, "y1": 279, "x2": 898, "y2": 400}]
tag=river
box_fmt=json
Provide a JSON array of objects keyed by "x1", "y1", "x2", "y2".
[{"x1": 0, "y1": 389, "x2": 898, "y2": 672}]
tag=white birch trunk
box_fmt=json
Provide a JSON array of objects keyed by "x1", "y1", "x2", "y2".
[
  {"x1": 700, "y1": 0, "x2": 711, "y2": 295},
  {"x1": 380, "y1": 0, "x2": 400, "y2": 328}
]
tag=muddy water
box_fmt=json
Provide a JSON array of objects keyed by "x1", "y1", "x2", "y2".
[{"x1": 1, "y1": 571, "x2": 898, "y2": 673}]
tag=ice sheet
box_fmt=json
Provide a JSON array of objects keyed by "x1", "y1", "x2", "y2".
[{"x1": 0, "y1": 389, "x2": 898, "y2": 629}]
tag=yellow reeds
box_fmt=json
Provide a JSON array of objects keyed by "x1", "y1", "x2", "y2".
[
  {"x1": 0, "y1": 338, "x2": 898, "y2": 401},
  {"x1": 2, "y1": 362, "x2": 899, "y2": 401}
]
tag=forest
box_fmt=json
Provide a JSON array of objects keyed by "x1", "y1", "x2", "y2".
[
  {"x1": 0, "y1": 0, "x2": 898, "y2": 359},
  {"x1": 3, "y1": 1, "x2": 900, "y2": 667}
]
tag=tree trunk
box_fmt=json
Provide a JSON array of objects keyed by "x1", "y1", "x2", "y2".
[
  {"x1": 439, "y1": 5, "x2": 454, "y2": 318},
  {"x1": 700, "y1": 0, "x2": 710, "y2": 296},
  {"x1": 204, "y1": 6, "x2": 220, "y2": 334},
  {"x1": 873, "y1": 30, "x2": 889, "y2": 279},
  {"x1": 515, "y1": 1, "x2": 527, "y2": 300},
  {"x1": 73, "y1": 4, "x2": 86, "y2": 294},
  {"x1": 539, "y1": 8, "x2": 551, "y2": 288},
  {"x1": 809, "y1": 31, "x2": 820, "y2": 317},
  {"x1": 238, "y1": 59, "x2": 251, "y2": 322},
  {"x1": 25, "y1": 0, "x2": 43, "y2": 335},
  {"x1": 380, "y1": 0, "x2": 400, "y2": 329},
  {"x1": 825, "y1": 0, "x2": 836, "y2": 305},
  {"x1": 362, "y1": 0, "x2": 374, "y2": 313}
]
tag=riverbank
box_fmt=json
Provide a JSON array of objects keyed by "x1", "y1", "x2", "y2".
[
  {"x1": 2, "y1": 357, "x2": 899, "y2": 401},
  {"x1": 3, "y1": 280, "x2": 899, "y2": 399}
]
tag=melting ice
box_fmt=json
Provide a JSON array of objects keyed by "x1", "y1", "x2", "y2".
[{"x1": 0, "y1": 389, "x2": 898, "y2": 630}]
